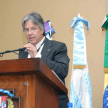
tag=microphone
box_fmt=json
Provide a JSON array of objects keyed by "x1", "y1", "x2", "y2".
[
  {"x1": 16, "y1": 47, "x2": 26, "y2": 51},
  {"x1": 0, "y1": 47, "x2": 26, "y2": 57}
]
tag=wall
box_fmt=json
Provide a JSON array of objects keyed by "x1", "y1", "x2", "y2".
[{"x1": 0, "y1": 0, "x2": 106, "y2": 107}]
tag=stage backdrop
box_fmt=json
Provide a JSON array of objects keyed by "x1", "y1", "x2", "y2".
[{"x1": 0, "y1": 0, "x2": 106, "y2": 107}]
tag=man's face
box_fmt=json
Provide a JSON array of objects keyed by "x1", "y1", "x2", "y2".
[{"x1": 24, "y1": 20, "x2": 44, "y2": 45}]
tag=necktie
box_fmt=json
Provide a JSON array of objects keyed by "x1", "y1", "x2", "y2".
[
  {"x1": 30, "y1": 38, "x2": 46, "y2": 58},
  {"x1": 37, "y1": 37, "x2": 46, "y2": 52}
]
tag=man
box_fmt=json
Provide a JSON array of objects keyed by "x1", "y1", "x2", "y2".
[{"x1": 19, "y1": 12, "x2": 70, "y2": 108}]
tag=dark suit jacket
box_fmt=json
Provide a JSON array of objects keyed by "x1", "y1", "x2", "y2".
[{"x1": 19, "y1": 38, "x2": 70, "y2": 108}]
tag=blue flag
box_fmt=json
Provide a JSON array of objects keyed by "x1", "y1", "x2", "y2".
[{"x1": 70, "y1": 14, "x2": 93, "y2": 108}]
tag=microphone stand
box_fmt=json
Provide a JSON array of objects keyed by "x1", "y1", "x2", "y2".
[{"x1": 0, "y1": 48, "x2": 25, "y2": 57}]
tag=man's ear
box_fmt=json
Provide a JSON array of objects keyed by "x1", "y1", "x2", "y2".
[{"x1": 41, "y1": 29, "x2": 44, "y2": 35}]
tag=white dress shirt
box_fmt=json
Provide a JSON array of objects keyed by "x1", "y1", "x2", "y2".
[{"x1": 28, "y1": 37, "x2": 45, "y2": 58}]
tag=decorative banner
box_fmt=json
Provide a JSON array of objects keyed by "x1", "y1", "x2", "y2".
[
  {"x1": 101, "y1": 14, "x2": 108, "y2": 108},
  {"x1": 0, "y1": 89, "x2": 14, "y2": 98},
  {"x1": 0, "y1": 89, "x2": 14, "y2": 108},
  {"x1": 0, "y1": 96, "x2": 7, "y2": 108},
  {"x1": 103, "y1": 85, "x2": 108, "y2": 108},
  {"x1": 101, "y1": 15, "x2": 108, "y2": 72},
  {"x1": 44, "y1": 20, "x2": 55, "y2": 40},
  {"x1": 70, "y1": 14, "x2": 90, "y2": 69},
  {"x1": 7, "y1": 98, "x2": 14, "y2": 108},
  {"x1": 70, "y1": 14, "x2": 93, "y2": 108},
  {"x1": 44, "y1": 21, "x2": 50, "y2": 33}
]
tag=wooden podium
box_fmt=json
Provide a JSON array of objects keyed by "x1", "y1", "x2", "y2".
[{"x1": 0, "y1": 58, "x2": 68, "y2": 108}]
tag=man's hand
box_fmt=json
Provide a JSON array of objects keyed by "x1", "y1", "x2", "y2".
[{"x1": 24, "y1": 43, "x2": 37, "y2": 58}]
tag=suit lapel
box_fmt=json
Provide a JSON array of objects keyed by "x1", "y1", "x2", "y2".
[{"x1": 41, "y1": 38, "x2": 52, "y2": 57}]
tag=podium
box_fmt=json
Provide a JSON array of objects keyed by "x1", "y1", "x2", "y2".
[{"x1": 0, "y1": 58, "x2": 68, "y2": 108}]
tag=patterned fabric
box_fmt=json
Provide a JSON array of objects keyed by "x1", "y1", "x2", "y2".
[
  {"x1": 103, "y1": 85, "x2": 108, "y2": 108},
  {"x1": 101, "y1": 15, "x2": 108, "y2": 68},
  {"x1": 70, "y1": 17, "x2": 90, "y2": 66},
  {"x1": 102, "y1": 15, "x2": 108, "y2": 108},
  {"x1": 44, "y1": 20, "x2": 55, "y2": 40},
  {"x1": 0, "y1": 89, "x2": 14, "y2": 97},
  {"x1": 0, "y1": 96, "x2": 7, "y2": 108},
  {"x1": 70, "y1": 15, "x2": 93, "y2": 108}
]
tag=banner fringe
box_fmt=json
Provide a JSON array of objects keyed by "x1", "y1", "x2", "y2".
[{"x1": 73, "y1": 65, "x2": 86, "y2": 69}]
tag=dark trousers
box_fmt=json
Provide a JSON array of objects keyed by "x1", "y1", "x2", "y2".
[{"x1": 59, "y1": 95, "x2": 69, "y2": 108}]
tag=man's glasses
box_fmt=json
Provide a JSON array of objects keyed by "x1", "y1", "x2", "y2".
[{"x1": 24, "y1": 27, "x2": 39, "y2": 33}]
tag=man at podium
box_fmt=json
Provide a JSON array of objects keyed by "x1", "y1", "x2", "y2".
[{"x1": 19, "y1": 11, "x2": 70, "y2": 108}]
